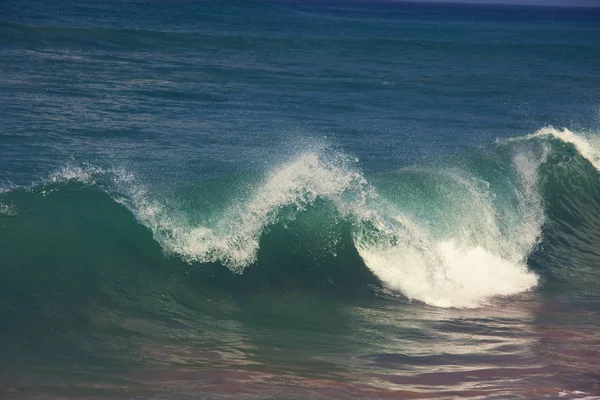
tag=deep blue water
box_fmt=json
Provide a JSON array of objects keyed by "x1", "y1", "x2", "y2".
[{"x1": 1, "y1": 1, "x2": 600, "y2": 399}]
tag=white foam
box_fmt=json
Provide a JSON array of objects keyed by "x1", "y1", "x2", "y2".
[
  {"x1": 354, "y1": 150, "x2": 546, "y2": 308},
  {"x1": 356, "y1": 236, "x2": 538, "y2": 308}
]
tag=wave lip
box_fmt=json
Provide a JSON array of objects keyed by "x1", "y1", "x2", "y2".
[{"x1": 508, "y1": 126, "x2": 600, "y2": 171}]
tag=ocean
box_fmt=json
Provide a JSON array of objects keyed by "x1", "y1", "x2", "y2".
[{"x1": 1, "y1": 0, "x2": 600, "y2": 398}]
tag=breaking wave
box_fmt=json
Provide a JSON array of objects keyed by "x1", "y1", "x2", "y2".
[{"x1": 2, "y1": 127, "x2": 600, "y2": 308}]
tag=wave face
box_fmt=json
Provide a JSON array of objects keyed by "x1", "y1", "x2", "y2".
[{"x1": 2, "y1": 128, "x2": 600, "y2": 309}]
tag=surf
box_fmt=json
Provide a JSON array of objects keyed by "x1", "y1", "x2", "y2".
[{"x1": 2, "y1": 127, "x2": 600, "y2": 308}]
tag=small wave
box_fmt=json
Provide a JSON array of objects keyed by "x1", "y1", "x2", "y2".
[{"x1": 508, "y1": 126, "x2": 600, "y2": 171}]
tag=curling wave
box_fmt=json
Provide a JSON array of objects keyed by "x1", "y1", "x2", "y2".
[{"x1": 2, "y1": 127, "x2": 600, "y2": 308}]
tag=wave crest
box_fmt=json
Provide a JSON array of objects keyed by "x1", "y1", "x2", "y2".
[
  {"x1": 509, "y1": 126, "x2": 600, "y2": 171},
  {"x1": 120, "y1": 152, "x2": 376, "y2": 272}
]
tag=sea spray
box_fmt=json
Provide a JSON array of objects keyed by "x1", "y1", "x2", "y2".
[{"x1": 125, "y1": 151, "x2": 377, "y2": 272}]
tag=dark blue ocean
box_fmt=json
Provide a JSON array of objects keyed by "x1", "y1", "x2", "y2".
[{"x1": 1, "y1": 1, "x2": 600, "y2": 399}]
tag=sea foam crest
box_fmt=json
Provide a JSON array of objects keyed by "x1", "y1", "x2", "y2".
[{"x1": 123, "y1": 151, "x2": 377, "y2": 273}]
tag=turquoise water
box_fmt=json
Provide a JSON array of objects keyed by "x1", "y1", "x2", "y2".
[{"x1": 1, "y1": 1, "x2": 600, "y2": 398}]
